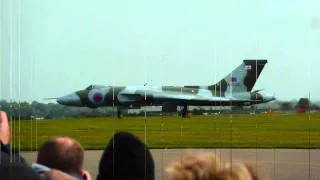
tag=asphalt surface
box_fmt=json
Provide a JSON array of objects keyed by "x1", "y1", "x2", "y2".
[{"x1": 22, "y1": 149, "x2": 320, "y2": 180}]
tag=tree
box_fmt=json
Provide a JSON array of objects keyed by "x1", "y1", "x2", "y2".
[{"x1": 297, "y1": 98, "x2": 310, "y2": 109}]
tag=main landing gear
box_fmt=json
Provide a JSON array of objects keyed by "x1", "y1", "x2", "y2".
[
  {"x1": 181, "y1": 104, "x2": 188, "y2": 118},
  {"x1": 117, "y1": 108, "x2": 123, "y2": 119}
]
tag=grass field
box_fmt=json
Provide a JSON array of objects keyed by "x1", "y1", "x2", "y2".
[{"x1": 9, "y1": 113, "x2": 320, "y2": 150}]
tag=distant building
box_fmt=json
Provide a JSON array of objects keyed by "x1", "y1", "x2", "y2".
[{"x1": 30, "y1": 116, "x2": 45, "y2": 120}]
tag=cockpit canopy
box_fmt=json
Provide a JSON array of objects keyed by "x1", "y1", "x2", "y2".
[{"x1": 85, "y1": 85, "x2": 107, "y2": 90}]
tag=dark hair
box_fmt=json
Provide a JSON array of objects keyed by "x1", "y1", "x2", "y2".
[
  {"x1": 97, "y1": 131, "x2": 155, "y2": 180},
  {"x1": 37, "y1": 137, "x2": 84, "y2": 174}
]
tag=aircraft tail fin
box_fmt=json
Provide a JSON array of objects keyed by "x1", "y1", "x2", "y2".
[{"x1": 208, "y1": 60, "x2": 267, "y2": 95}]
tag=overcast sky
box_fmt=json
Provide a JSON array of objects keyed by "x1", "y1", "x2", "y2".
[{"x1": 1, "y1": 0, "x2": 320, "y2": 102}]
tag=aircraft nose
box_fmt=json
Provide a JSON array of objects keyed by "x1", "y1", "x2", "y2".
[{"x1": 57, "y1": 93, "x2": 82, "y2": 106}]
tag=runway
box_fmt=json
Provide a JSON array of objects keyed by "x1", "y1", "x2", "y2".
[{"x1": 21, "y1": 149, "x2": 320, "y2": 180}]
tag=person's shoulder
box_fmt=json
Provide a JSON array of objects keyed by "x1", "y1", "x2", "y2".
[{"x1": 0, "y1": 162, "x2": 42, "y2": 180}]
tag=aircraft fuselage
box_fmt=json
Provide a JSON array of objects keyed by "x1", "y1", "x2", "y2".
[
  {"x1": 57, "y1": 85, "x2": 275, "y2": 108},
  {"x1": 56, "y1": 60, "x2": 275, "y2": 112}
]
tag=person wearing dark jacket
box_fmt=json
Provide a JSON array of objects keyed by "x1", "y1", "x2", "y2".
[
  {"x1": 0, "y1": 111, "x2": 42, "y2": 180},
  {"x1": 0, "y1": 111, "x2": 76, "y2": 180}
]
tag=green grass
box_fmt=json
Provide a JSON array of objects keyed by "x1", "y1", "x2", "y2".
[{"x1": 8, "y1": 113, "x2": 320, "y2": 151}]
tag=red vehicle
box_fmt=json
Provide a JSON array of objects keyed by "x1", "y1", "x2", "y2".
[{"x1": 297, "y1": 108, "x2": 306, "y2": 113}]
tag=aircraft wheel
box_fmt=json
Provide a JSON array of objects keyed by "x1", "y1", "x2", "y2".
[
  {"x1": 182, "y1": 105, "x2": 188, "y2": 118},
  {"x1": 117, "y1": 109, "x2": 123, "y2": 119}
]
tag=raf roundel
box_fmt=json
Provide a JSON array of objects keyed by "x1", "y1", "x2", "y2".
[
  {"x1": 88, "y1": 89, "x2": 107, "y2": 106},
  {"x1": 93, "y1": 92, "x2": 103, "y2": 102}
]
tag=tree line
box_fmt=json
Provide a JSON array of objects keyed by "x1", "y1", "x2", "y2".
[
  {"x1": 0, "y1": 98, "x2": 318, "y2": 120},
  {"x1": 0, "y1": 100, "x2": 116, "y2": 120}
]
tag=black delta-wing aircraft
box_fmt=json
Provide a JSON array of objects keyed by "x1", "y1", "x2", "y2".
[{"x1": 56, "y1": 60, "x2": 275, "y2": 118}]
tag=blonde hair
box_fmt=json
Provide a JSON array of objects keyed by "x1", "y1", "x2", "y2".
[
  {"x1": 216, "y1": 162, "x2": 256, "y2": 180},
  {"x1": 166, "y1": 152, "x2": 223, "y2": 180},
  {"x1": 166, "y1": 152, "x2": 259, "y2": 180}
]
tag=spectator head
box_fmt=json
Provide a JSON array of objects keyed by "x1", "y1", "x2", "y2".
[
  {"x1": 36, "y1": 136, "x2": 84, "y2": 176},
  {"x1": 166, "y1": 152, "x2": 224, "y2": 179},
  {"x1": 216, "y1": 162, "x2": 258, "y2": 180},
  {"x1": 97, "y1": 131, "x2": 155, "y2": 180},
  {"x1": 166, "y1": 152, "x2": 261, "y2": 180}
]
